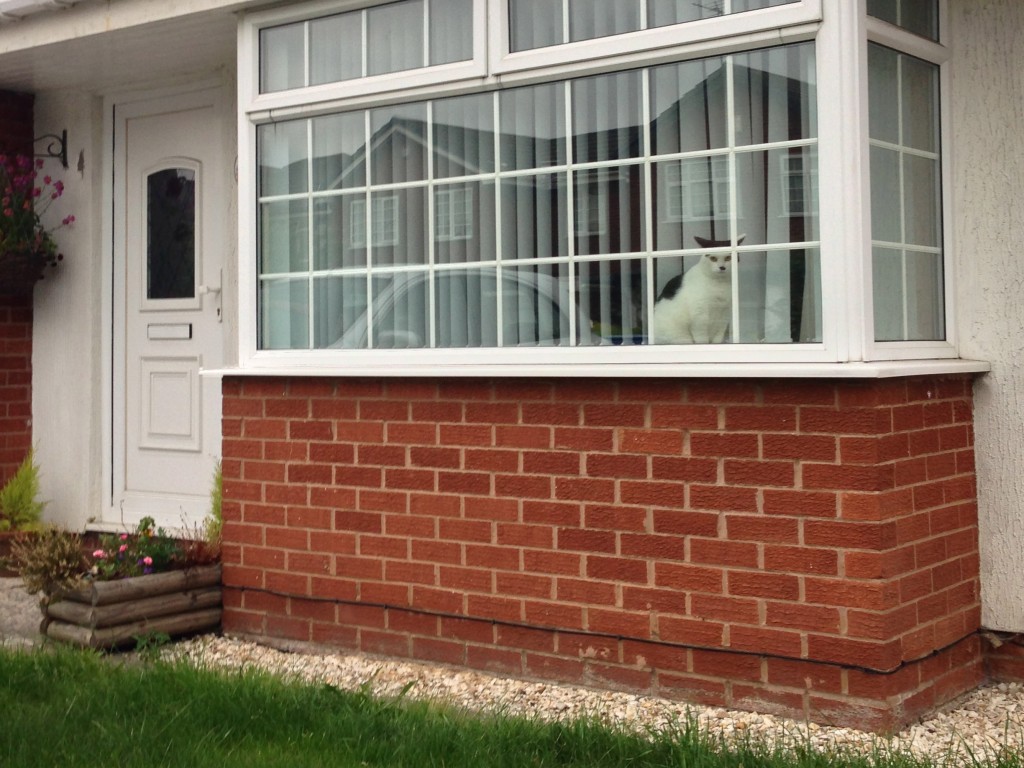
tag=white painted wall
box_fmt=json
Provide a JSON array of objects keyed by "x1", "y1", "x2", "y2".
[
  {"x1": 31, "y1": 91, "x2": 104, "y2": 530},
  {"x1": 950, "y1": 0, "x2": 1024, "y2": 631}
]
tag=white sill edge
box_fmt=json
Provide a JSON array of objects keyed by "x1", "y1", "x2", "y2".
[{"x1": 201, "y1": 359, "x2": 991, "y2": 380}]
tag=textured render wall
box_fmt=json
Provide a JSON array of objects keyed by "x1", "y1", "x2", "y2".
[
  {"x1": 220, "y1": 375, "x2": 982, "y2": 730},
  {"x1": 949, "y1": 0, "x2": 1024, "y2": 632},
  {"x1": 0, "y1": 89, "x2": 34, "y2": 484},
  {"x1": 29, "y1": 91, "x2": 103, "y2": 529}
]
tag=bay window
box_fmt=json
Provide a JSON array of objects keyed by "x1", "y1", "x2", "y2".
[{"x1": 239, "y1": 0, "x2": 962, "y2": 372}]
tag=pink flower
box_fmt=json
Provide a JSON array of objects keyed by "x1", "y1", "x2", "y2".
[
  {"x1": 119, "y1": 544, "x2": 127, "y2": 553},
  {"x1": 143, "y1": 556, "x2": 153, "y2": 566},
  {"x1": 92, "y1": 549, "x2": 106, "y2": 559},
  {"x1": 120, "y1": 533, "x2": 129, "y2": 540}
]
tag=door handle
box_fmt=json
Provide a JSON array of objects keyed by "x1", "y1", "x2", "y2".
[{"x1": 199, "y1": 268, "x2": 223, "y2": 321}]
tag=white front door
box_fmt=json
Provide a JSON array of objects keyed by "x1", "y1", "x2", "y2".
[{"x1": 111, "y1": 89, "x2": 227, "y2": 529}]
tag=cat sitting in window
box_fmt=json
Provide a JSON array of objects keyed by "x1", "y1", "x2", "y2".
[{"x1": 653, "y1": 235, "x2": 744, "y2": 345}]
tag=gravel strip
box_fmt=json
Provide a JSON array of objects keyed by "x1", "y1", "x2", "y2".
[{"x1": 166, "y1": 635, "x2": 1024, "y2": 766}]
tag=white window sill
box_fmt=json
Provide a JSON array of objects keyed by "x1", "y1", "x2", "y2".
[{"x1": 203, "y1": 358, "x2": 991, "y2": 380}]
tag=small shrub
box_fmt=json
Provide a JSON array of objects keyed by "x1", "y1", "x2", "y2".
[
  {"x1": 0, "y1": 448, "x2": 45, "y2": 532},
  {"x1": 8, "y1": 525, "x2": 86, "y2": 597},
  {"x1": 204, "y1": 461, "x2": 223, "y2": 547}
]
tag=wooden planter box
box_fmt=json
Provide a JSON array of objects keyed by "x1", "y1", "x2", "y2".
[{"x1": 45, "y1": 564, "x2": 222, "y2": 649}]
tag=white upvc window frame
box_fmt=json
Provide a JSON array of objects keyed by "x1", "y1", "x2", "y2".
[{"x1": 234, "y1": 0, "x2": 971, "y2": 378}]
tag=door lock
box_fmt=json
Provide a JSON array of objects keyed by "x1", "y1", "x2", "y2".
[{"x1": 199, "y1": 268, "x2": 223, "y2": 321}]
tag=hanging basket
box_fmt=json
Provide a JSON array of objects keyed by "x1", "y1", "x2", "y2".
[{"x1": 0, "y1": 250, "x2": 50, "y2": 296}]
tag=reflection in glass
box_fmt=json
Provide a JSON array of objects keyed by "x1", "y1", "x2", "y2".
[
  {"x1": 653, "y1": 158, "x2": 732, "y2": 251},
  {"x1": 313, "y1": 113, "x2": 366, "y2": 191},
  {"x1": 500, "y1": 83, "x2": 566, "y2": 170},
  {"x1": 573, "y1": 70, "x2": 643, "y2": 164},
  {"x1": 258, "y1": 121, "x2": 308, "y2": 197},
  {"x1": 261, "y1": 278, "x2": 309, "y2": 349},
  {"x1": 732, "y1": 45, "x2": 817, "y2": 146},
  {"x1": 260, "y1": 23, "x2": 304, "y2": 93},
  {"x1": 734, "y1": 148, "x2": 819, "y2": 247},
  {"x1": 650, "y1": 57, "x2": 728, "y2": 154},
  {"x1": 372, "y1": 272, "x2": 429, "y2": 349},
  {"x1": 867, "y1": 0, "x2": 939, "y2": 41},
  {"x1": 260, "y1": 200, "x2": 308, "y2": 274},
  {"x1": 500, "y1": 174, "x2": 569, "y2": 261},
  {"x1": 368, "y1": 0, "x2": 425, "y2": 76},
  {"x1": 574, "y1": 166, "x2": 645, "y2": 256},
  {"x1": 435, "y1": 182, "x2": 497, "y2": 264},
  {"x1": 313, "y1": 194, "x2": 366, "y2": 271},
  {"x1": 365, "y1": 188, "x2": 428, "y2": 268},
  {"x1": 371, "y1": 103, "x2": 428, "y2": 184},
  {"x1": 436, "y1": 269, "x2": 499, "y2": 347},
  {"x1": 434, "y1": 93, "x2": 495, "y2": 178},
  {"x1": 310, "y1": 13, "x2": 361, "y2": 85},
  {"x1": 315, "y1": 275, "x2": 368, "y2": 349},
  {"x1": 147, "y1": 169, "x2": 196, "y2": 300},
  {"x1": 502, "y1": 264, "x2": 573, "y2": 346},
  {"x1": 735, "y1": 249, "x2": 822, "y2": 343}
]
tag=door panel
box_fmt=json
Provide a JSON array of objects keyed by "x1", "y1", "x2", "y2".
[{"x1": 112, "y1": 92, "x2": 225, "y2": 527}]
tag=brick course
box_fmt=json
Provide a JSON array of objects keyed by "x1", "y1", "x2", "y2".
[
  {"x1": 221, "y1": 373, "x2": 984, "y2": 730},
  {"x1": 0, "y1": 89, "x2": 34, "y2": 484}
]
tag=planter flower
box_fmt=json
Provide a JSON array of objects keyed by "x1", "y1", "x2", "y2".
[
  {"x1": 0, "y1": 154, "x2": 75, "y2": 295},
  {"x1": 8, "y1": 517, "x2": 221, "y2": 649}
]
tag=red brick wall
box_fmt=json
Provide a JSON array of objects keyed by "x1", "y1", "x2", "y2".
[
  {"x1": 220, "y1": 374, "x2": 983, "y2": 731},
  {"x1": 0, "y1": 90, "x2": 34, "y2": 484}
]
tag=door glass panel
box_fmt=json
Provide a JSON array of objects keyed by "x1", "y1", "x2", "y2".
[{"x1": 147, "y1": 168, "x2": 196, "y2": 300}]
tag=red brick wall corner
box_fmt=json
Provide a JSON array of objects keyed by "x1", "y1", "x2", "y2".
[
  {"x1": 220, "y1": 374, "x2": 984, "y2": 732},
  {"x1": 0, "y1": 89, "x2": 35, "y2": 484}
]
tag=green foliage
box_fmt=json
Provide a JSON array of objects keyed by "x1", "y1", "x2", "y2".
[
  {"x1": 2, "y1": 646, "x2": 1022, "y2": 768},
  {"x1": 8, "y1": 525, "x2": 85, "y2": 597},
  {"x1": 90, "y1": 517, "x2": 181, "y2": 579},
  {"x1": 0, "y1": 448, "x2": 45, "y2": 532},
  {"x1": 204, "y1": 461, "x2": 223, "y2": 548},
  {"x1": 133, "y1": 631, "x2": 172, "y2": 662}
]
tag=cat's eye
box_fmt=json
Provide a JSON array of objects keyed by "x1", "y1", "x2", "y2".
[{"x1": 709, "y1": 256, "x2": 718, "y2": 262}]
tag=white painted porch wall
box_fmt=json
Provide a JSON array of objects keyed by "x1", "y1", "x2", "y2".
[
  {"x1": 31, "y1": 91, "x2": 104, "y2": 530},
  {"x1": 950, "y1": 0, "x2": 1024, "y2": 631}
]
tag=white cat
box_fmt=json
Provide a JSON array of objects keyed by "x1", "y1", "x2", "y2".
[{"x1": 653, "y1": 235, "x2": 743, "y2": 345}]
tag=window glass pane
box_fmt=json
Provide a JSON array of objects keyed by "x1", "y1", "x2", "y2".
[
  {"x1": 733, "y1": 45, "x2": 817, "y2": 146},
  {"x1": 313, "y1": 194, "x2": 366, "y2": 271},
  {"x1": 372, "y1": 272, "x2": 429, "y2": 348},
  {"x1": 653, "y1": 157, "x2": 732, "y2": 251},
  {"x1": 313, "y1": 113, "x2": 366, "y2": 191},
  {"x1": 315, "y1": 275, "x2": 369, "y2": 349},
  {"x1": 310, "y1": 13, "x2": 362, "y2": 85},
  {"x1": 259, "y1": 121, "x2": 308, "y2": 197},
  {"x1": 500, "y1": 83, "x2": 567, "y2": 170},
  {"x1": 434, "y1": 93, "x2": 495, "y2": 178},
  {"x1": 734, "y1": 147, "x2": 819, "y2": 247},
  {"x1": 368, "y1": 0, "x2": 425, "y2": 76},
  {"x1": 430, "y1": 0, "x2": 474, "y2": 65},
  {"x1": 435, "y1": 182, "x2": 497, "y2": 264},
  {"x1": 902, "y1": 56, "x2": 939, "y2": 152},
  {"x1": 500, "y1": 173, "x2": 569, "y2": 260},
  {"x1": 568, "y1": 0, "x2": 640, "y2": 43},
  {"x1": 260, "y1": 23, "x2": 305, "y2": 93},
  {"x1": 735, "y1": 249, "x2": 822, "y2": 343},
  {"x1": 147, "y1": 169, "x2": 196, "y2": 300},
  {"x1": 868, "y1": 46, "x2": 899, "y2": 144},
  {"x1": 577, "y1": 258, "x2": 648, "y2": 346},
  {"x1": 869, "y1": 44, "x2": 943, "y2": 342},
  {"x1": 510, "y1": 0, "x2": 798, "y2": 50},
  {"x1": 572, "y1": 70, "x2": 643, "y2": 164},
  {"x1": 368, "y1": 187, "x2": 428, "y2": 267},
  {"x1": 574, "y1": 166, "x2": 645, "y2": 256},
  {"x1": 509, "y1": 0, "x2": 563, "y2": 51},
  {"x1": 869, "y1": 146, "x2": 901, "y2": 243},
  {"x1": 436, "y1": 268, "x2": 498, "y2": 347},
  {"x1": 260, "y1": 200, "x2": 308, "y2": 274},
  {"x1": 868, "y1": 0, "x2": 939, "y2": 41},
  {"x1": 650, "y1": 57, "x2": 728, "y2": 155},
  {"x1": 371, "y1": 103, "x2": 428, "y2": 184},
  {"x1": 501, "y1": 264, "x2": 573, "y2": 346},
  {"x1": 261, "y1": 278, "x2": 309, "y2": 349}
]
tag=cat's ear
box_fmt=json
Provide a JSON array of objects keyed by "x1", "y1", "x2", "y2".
[
  {"x1": 736, "y1": 234, "x2": 746, "y2": 246},
  {"x1": 694, "y1": 235, "x2": 711, "y2": 249}
]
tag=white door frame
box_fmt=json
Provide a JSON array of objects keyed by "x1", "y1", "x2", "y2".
[{"x1": 100, "y1": 80, "x2": 232, "y2": 533}]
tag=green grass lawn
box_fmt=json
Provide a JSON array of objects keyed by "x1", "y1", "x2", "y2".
[{"x1": 0, "y1": 645, "x2": 1017, "y2": 768}]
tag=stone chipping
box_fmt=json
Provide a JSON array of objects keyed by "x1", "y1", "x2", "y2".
[{"x1": 166, "y1": 635, "x2": 1024, "y2": 766}]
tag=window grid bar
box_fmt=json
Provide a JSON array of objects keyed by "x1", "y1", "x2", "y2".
[
  {"x1": 426, "y1": 100, "x2": 437, "y2": 348},
  {"x1": 725, "y1": 53, "x2": 742, "y2": 341},
  {"x1": 306, "y1": 118, "x2": 316, "y2": 349},
  {"x1": 492, "y1": 91, "x2": 504, "y2": 348},
  {"x1": 563, "y1": 79, "x2": 578, "y2": 346},
  {"x1": 642, "y1": 65, "x2": 656, "y2": 343},
  {"x1": 363, "y1": 109, "x2": 375, "y2": 349}
]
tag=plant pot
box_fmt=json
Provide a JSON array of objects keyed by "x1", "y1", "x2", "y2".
[
  {"x1": 44, "y1": 564, "x2": 222, "y2": 649},
  {"x1": 0, "y1": 250, "x2": 50, "y2": 296}
]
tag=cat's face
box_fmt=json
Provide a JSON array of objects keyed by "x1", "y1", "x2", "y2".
[{"x1": 701, "y1": 252, "x2": 732, "y2": 275}]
